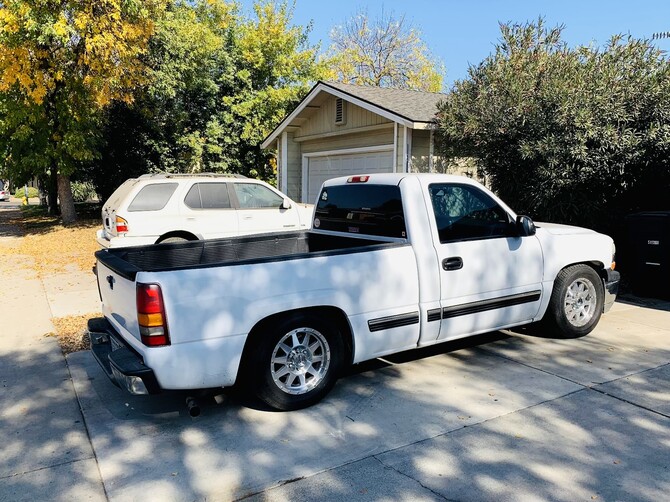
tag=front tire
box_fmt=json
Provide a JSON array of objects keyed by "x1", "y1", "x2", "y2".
[
  {"x1": 250, "y1": 314, "x2": 345, "y2": 411},
  {"x1": 544, "y1": 264, "x2": 604, "y2": 338}
]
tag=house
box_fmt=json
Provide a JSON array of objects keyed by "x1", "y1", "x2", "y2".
[{"x1": 261, "y1": 81, "x2": 472, "y2": 204}]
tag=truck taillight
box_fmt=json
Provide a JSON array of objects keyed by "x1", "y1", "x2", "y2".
[
  {"x1": 347, "y1": 175, "x2": 369, "y2": 183},
  {"x1": 136, "y1": 283, "x2": 170, "y2": 347},
  {"x1": 115, "y1": 215, "x2": 128, "y2": 233}
]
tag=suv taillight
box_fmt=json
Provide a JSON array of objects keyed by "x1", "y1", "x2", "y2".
[
  {"x1": 136, "y1": 283, "x2": 170, "y2": 347},
  {"x1": 115, "y1": 215, "x2": 128, "y2": 234}
]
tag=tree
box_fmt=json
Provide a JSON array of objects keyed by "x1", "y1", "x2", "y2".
[
  {"x1": 91, "y1": 0, "x2": 323, "y2": 191},
  {"x1": 325, "y1": 9, "x2": 444, "y2": 92},
  {"x1": 434, "y1": 20, "x2": 670, "y2": 232},
  {"x1": 217, "y1": 0, "x2": 325, "y2": 180},
  {"x1": 0, "y1": 0, "x2": 167, "y2": 223}
]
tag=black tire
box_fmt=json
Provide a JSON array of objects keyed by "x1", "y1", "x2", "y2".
[
  {"x1": 249, "y1": 313, "x2": 345, "y2": 411},
  {"x1": 543, "y1": 264, "x2": 604, "y2": 338}
]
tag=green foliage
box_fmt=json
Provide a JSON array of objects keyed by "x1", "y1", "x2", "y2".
[
  {"x1": 0, "y1": 0, "x2": 168, "y2": 223},
  {"x1": 13, "y1": 186, "x2": 38, "y2": 198},
  {"x1": 70, "y1": 182, "x2": 98, "y2": 203},
  {"x1": 325, "y1": 9, "x2": 444, "y2": 92},
  {"x1": 435, "y1": 19, "x2": 670, "y2": 232},
  {"x1": 89, "y1": 0, "x2": 322, "y2": 193}
]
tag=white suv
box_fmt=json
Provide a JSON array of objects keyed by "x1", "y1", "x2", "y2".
[{"x1": 96, "y1": 173, "x2": 312, "y2": 248}]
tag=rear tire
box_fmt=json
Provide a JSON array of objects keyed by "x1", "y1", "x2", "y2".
[
  {"x1": 249, "y1": 313, "x2": 344, "y2": 411},
  {"x1": 543, "y1": 264, "x2": 604, "y2": 338}
]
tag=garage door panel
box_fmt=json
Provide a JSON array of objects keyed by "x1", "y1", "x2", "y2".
[{"x1": 307, "y1": 150, "x2": 393, "y2": 202}]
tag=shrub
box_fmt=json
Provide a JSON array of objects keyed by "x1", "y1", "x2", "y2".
[
  {"x1": 70, "y1": 181, "x2": 98, "y2": 202},
  {"x1": 14, "y1": 186, "x2": 39, "y2": 198}
]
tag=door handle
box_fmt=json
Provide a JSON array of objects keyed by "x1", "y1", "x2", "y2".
[{"x1": 442, "y1": 257, "x2": 463, "y2": 271}]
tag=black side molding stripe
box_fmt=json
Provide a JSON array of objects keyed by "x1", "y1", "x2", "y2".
[
  {"x1": 368, "y1": 312, "x2": 420, "y2": 332},
  {"x1": 427, "y1": 308, "x2": 442, "y2": 322},
  {"x1": 442, "y1": 290, "x2": 542, "y2": 319}
]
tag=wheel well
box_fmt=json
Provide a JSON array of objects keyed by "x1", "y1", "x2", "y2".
[
  {"x1": 239, "y1": 306, "x2": 354, "y2": 377},
  {"x1": 155, "y1": 231, "x2": 199, "y2": 244},
  {"x1": 556, "y1": 261, "x2": 607, "y2": 287}
]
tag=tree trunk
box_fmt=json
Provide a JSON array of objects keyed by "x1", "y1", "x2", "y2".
[
  {"x1": 48, "y1": 167, "x2": 59, "y2": 215},
  {"x1": 57, "y1": 173, "x2": 77, "y2": 225},
  {"x1": 37, "y1": 176, "x2": 48, "y2": 207}
]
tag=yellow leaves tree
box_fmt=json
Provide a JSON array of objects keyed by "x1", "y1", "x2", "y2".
[
  {"x1": 325, "y1": 9, "x2": 445, "y2": 92},
  {"x1": 0, "y1": 0, "x2": 168, "y2": 223}
]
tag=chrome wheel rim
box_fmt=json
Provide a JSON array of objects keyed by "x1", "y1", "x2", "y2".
[
  {"x1": 564, "y1": 277, "x2": 597, "y2": 327},
  {"x1": 270, "y1": 328, "x2": 330, "y2": 395}
]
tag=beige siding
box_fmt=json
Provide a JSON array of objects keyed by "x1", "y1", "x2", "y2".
[
  {"x1": 410, "y1": 129, "x2": 431, "y2": 173},
  {"x1": 296, "y1": 96, "x2": 392, "y2": 138},
  {"x1": 300, "y1": 128, "x2": 394, "y2": 154}
]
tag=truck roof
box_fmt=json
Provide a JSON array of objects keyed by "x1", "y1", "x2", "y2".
[{"x1": 322, "y1": 172, "x2": 483, "y2": 187}]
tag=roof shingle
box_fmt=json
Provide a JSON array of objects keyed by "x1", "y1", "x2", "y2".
[{"x1": 321, "y1": 81, "x2": 446, "y2": 123}]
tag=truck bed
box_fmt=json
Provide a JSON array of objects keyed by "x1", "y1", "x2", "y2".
[{"x1": 95, "y1": 231, "x2": 401, "y2": 280}]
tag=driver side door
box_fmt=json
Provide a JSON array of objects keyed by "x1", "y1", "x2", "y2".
[{"x1": 427, "y1": 183, "x2": 544, "y2": 342}]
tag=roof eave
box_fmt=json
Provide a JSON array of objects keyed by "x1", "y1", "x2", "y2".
[{"x1": 261, "y1": 81, "x2": 418, "y2": 149}]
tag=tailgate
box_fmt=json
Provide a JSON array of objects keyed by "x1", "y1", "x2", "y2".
[{"x1": 96, "y1": 253, "x2": 142, "y2": 346}]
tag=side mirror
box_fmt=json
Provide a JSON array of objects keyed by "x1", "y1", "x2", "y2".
[
  {"x1": 281, "y1": 199, "x2": 292, "y2": 210},
  {"x1": 516, "y1": 215, "x2": 536, "y2": 236}
]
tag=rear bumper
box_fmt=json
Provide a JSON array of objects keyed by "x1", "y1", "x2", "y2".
[
  {"x1": 88, "y1": 317, "x2": 162, "y2": 395},
  {"x1": 96, "y1": 229, "x2": 156, "y2": 249},
  {"x1": 603, "y1": 269, "x2": 621, "y2": 313}
]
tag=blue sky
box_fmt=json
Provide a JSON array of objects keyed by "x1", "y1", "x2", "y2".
[{"x1": 239, "y1": 0, "x2": 670, "y2": 88}]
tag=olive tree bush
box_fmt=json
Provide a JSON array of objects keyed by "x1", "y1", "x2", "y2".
[{"x1": 435, "y1": 20, "x2": 670, "y2": 232}]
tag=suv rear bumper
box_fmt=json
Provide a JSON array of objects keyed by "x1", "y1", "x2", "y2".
[
  {"x1": 96, "y1": 229, "x2": 156, "y2": 249},
  {"x1": 88, "y1": 317, "x2": 162, "y2": 395}
]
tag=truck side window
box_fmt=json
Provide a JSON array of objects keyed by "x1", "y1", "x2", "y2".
[
  {"x1": 127, "y1": 183, "x2": 178, "y2": 212},
  {"x1": 429, "y1": 183, "x2": 512, "y2": 243},
  {"x1": 184, "y1": 183, "x2": 231, "y2": 209}
]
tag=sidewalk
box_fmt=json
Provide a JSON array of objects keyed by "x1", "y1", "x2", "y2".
[{"x1": 0, "y1": 204, "x2": 106, "y2": 501}]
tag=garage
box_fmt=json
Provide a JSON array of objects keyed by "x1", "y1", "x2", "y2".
[
  {"x1": 262, "y1": 81, "x2": 446, "y2": 203},
  {"x1": 304, "y1": 148, "x2": 394, "y2": 203}
]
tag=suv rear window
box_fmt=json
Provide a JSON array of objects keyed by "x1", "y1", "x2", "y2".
[
  {"x1": 127, "y1": 183, "x2": 178, "y2": 212},
  {"x1": 314, "y1": 184, "x2": 406, "y2": 238}
]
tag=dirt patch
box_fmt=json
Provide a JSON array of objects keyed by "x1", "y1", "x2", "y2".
[
  {"x1": 0, "y1": 207, "x2": 100, "y2": 275},
  {"x1": 47, "y1": 313, "x2": 97, "y2": 354}
]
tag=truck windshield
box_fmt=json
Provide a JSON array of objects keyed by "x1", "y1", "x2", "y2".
[{"x1": 314, "y1": 184, "x2": 406, "y2": 238}]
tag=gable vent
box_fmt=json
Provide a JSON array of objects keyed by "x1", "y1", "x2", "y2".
[{"x1": 335, "y1": 97, "x2": 346, "y2": 125}]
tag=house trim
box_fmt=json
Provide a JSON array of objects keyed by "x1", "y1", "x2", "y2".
[
  {"x1": 280, "y1": 132, "x2": 288, "y2": 192},
  {"x1": 293, "y1": 123, "x2": 393, "y2": 143},
  {"x1": 262, "y1": 82, "x2": 421, "y2": 149}
]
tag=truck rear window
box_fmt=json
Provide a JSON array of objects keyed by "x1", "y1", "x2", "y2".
[{"x1": 314, "y1": 184, "x2": 406, "y2": 238}]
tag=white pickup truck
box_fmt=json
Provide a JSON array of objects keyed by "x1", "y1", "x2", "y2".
[{"x1": 90, "y1": 173, "x2": 620, "y2": 411}]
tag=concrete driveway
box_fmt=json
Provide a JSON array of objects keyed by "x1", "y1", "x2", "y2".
[
  {"x1": 1, "y1": 203, "x2": 668, "y2": 501},
  {"x1": 68, "y1": 299, "x2": 670, "y2": 501}
]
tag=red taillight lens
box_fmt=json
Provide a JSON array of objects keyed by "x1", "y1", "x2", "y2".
[
  {"x1": 115, "y1": 215, "x2": 128, "y2": 233},
  {"x1": 347, "y1": 175, "x2": 369, "y2": 183},
  {"x1": 136, "y1": 283, "x2": 170, "y2": 347}
]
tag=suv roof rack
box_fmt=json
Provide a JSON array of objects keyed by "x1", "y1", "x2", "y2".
[{"x1": 138, "y1": 172, "x2": 247, "y2": 179}]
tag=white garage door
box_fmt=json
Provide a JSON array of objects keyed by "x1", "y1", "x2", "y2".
[{"x1": 306, "y1": 149, "x2": 394, "y2": 203}]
